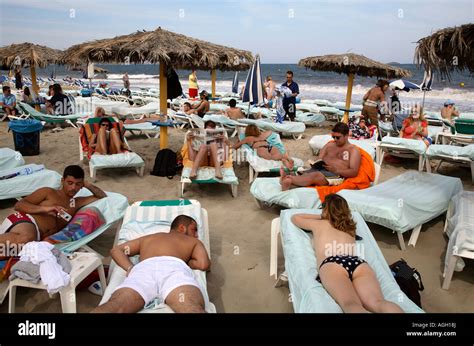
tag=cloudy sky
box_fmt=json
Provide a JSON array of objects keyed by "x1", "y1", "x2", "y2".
[{"x1": 0, "y1": 0, "x2": 472, "y2": 63}]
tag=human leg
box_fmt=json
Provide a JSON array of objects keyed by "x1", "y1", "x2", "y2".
[
  {"x1": 91, "y1": 288, "x2": 145, "y2": 313},
  {"x1": 165, "y1": 285, "x2": 206, "y2": 313},
  {"x1": 208, "y1": 142, "x2": 223, "y2": 179},
  {"x1": 95, "y1": 128, "x2": 108, "y2": 154},
  {"x1": 190, "y1": 144, "x2": 207, "y2": 179}
]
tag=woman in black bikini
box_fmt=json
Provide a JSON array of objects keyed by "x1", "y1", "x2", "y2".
[
  {"x1": 232, "y1": 125, "x2": 293, "y2": 169},
  {"x1": 292, "y1": 194, "x2": 403, "y2": 313}
]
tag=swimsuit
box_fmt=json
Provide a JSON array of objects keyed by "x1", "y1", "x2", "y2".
[
  {"x1": 316, "y1": 255, "x2": 366, "y2": 283},
  {"x1": 0, "y1": 212, "x2": 41, "y2": 241},
  {"x1": 252, "y1": 140, "x2": 273, "y2": 153}
]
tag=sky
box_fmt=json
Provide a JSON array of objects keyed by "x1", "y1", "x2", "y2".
[{"x1": 0, "y1": 0, "x2": 472, "y2": 64}]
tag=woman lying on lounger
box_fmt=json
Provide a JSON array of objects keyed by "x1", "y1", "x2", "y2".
[
  {"x1": 399, "y1": 104, "x2": 431, "y2": 146},
  {"x1": 187, "y1": 120, "x2": 226, "y2": 180},
  {"x1": 90, "y1": 118, "x2": 130, "y2": 155},
  {"x1": 232, "y1": 125, "x2": 294, "y2": 169},
  {"x1": 291, "y1": 194, "x2": 403, "y2": 313}
]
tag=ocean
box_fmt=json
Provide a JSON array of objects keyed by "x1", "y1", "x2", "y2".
[{"x1": 5, "y1": 63, "x2": 474, "y2": 112}]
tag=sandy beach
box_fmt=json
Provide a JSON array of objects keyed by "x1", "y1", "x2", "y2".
[{"x1": 0, "y1": 120, "x2": 472, "y2": 313}]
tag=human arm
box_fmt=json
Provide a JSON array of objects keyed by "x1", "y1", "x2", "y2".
[
  {"x1": 363, "y1": 90, "x2": 370, "y2": 101},
  {"x1": 291, "y1": 213, "x2": 322, "y2": 231},
  {"x1": 324, "y1": 147, "x2": 361, "y2": 178},
  {"x1": 110, "y1": 238, "x2": 141, "y2": 275},
  {"x1": 292, "y1": 83, "x2": 299, "y2": 97},
  {"x1": 232, "y1": 136, "x2": 252, "y2": 150},
  {"x1": 74, "y1": 181, "x2": 107, "y2": 209},
  {"x1": 14, "y1": 188, "x2": 64, "y2": 216},
  {"x1": 188, "y1": 240, "x2": 211, "y2": 271}
]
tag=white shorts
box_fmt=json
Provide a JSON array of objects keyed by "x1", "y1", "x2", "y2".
[{"x1": 115, "y1": 256, "x2": 204, "y2": 306}]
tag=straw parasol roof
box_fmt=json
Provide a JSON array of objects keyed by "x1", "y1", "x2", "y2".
[
  {"x1": 59, "y1": 27, "x2": 253, "y2": 71},
  {"x1": 298, "y1": 53, "x2": 411, "y2": 78},
  {"x1": 415, "y1": 24, "x2": 474, "y2": 79},
  {"x1": 0, "y1": 42, "x2": 62, "y2": 69}
]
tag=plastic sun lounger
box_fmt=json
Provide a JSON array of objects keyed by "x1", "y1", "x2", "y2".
[
  {"x1": 79, "y1": 118, "x2": 145, "y2": 181},
  {"x1": 338, "y1": 171, "x2": 463, "y2": 250},
  {"x1": 441, "y1": 191, "x2": 474, "y2": 290},
  {"x1": 0, "y1": 148, "x2": 25, "y2": 170},
  {"x1": 17, "y1": 102, "x2": 88, "y2": 128},
  {"x1": 180, "y1": 131, "x2": 238, "y2": 198},
  {"x1": 237, "y1": 118, "x2": 306, "y2": 140},
  {"x1": 377, "y1": 137, "x2": 428, "y2": 171},
  {"x1": 294, "y1": 112, "x2": 325, "y2": 126},
  {"x1": 236, "y1": 133, "x2": 304, "y2": 183},
  {"x1": 270, "y1": 209, "x2": 424, "y2": 313},
  {"x1": 99, "y1": 199, "x2": 216, "y2": 313},
  {"x1": 250, "y1": 163, "x2": 381, "y2": 210},
  {"x1": 425, "y1": 144, "x2": 474, "y2": 183}
]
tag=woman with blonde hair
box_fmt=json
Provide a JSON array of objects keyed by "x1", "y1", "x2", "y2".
[
  {"x1": 232, "y1": 124, "x2": 293, "y2": 169},
  {"x1": 292, "y1": 194, "x2": 403, "y2": 313},
  {"x1": 399, "y1": 104, "x2": 431, "y2": 146}
]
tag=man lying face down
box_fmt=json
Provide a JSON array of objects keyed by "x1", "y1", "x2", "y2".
[{"x1": 92, "y1": 215, "x2": 211, "y2": 313}]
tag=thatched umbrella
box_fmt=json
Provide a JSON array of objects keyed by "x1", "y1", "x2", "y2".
[
  {"x1": 299, "y1": 53, "x2": 411, "y2": 122},
  {"x1": 60, "y1": 27, "x2": 253, "y2": 148},
  {"x1": 415, "y1": 24, "x2": 474, "y2": 80},
  {"x1": 0, "y1": 43, "x2": 62, "y2": 97}
]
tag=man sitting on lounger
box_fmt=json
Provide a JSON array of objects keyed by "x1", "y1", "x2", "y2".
[
  {"x1": 92, "y1": 215, "x2": 210, "y2": 313},
  {"x1": 280, "y1": 122, "x2": 361, "y2": 191},
  {"x1": 224, "y1": 99, "x2": 244, "y2": 120},
  {"x1": 0, "y1": 165, "x2": 106, "y2": 251}
]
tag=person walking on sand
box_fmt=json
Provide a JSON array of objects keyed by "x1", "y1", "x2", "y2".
[
  {"x1": 122, "y1": 73, "x2": 130, "y2": 89},
  {"x1": 281, "y1": 71, "x2": 299, "y2": 121},
  {"x1": 189, "y1": 70, "x2": 199, "y2": 99},
  {"x1": 361, "y1": 80, "x2": 389, "y2": 126}
]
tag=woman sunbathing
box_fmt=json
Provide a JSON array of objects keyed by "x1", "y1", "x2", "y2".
[
  {"x1": 399, "y1": 104, "x2": 431, "y2": 146},
  {"x1": 90, "y1": 118, "x2": 129, "y2": 155},
  {"x1": 186, "y1": 120, "x2": 226, "y2": 180},
  {"x1": 232, "y1": 125, "x2": 294, "y2": 169},
  {"x1": 291, "y1": 194, "x2": 403, "y2": 313}
]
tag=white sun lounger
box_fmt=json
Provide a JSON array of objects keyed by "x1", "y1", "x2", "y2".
[
  {"x1": 0, "y1": 164, "x2": 62, "y2": 200},
  {"x1": 294, "y1": 112, "x2": 325, "y2": 126},
  {"x1": 270, "y1": 209, "x2": 424, "y2": 313},
  {"x1": 237, "y1": 118, "x2": 306, "y2": 140},
  {"x1": 425, "y1": 144, "x2": 474, "y2": 183},
  {"x1": 0, "y1": 148, "x2": 25, "y2": 170},
  {"x1": 377, "y1": 137, "x2": 428, "y2": 171},
  {"x1": 442, "y1": 191, "x2": 474, "y2": 290},
  {"x1": 99, "y1": 199, "x2": 216, "y2": 313},
  {"x1": 123, "y1": 122, "x2": 160, "y2": 139}
]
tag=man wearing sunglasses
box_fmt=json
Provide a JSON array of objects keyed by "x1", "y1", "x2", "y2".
[{"x1": 280, "y1": 122, "x2": 361, "y2": 190}]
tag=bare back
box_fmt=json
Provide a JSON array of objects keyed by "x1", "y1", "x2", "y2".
[
  {"x1": 365, "y1": 87, "x2": 384, "y2": 103},
  {"x1": 226, "y1": 107, "x2": 244, "y2": 120},
  {"x1": 138, "y1": 232, "x2": 201, "y2": 264}
]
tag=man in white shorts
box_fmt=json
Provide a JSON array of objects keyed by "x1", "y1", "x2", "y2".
[{"x1": 92, "y1": 215, "x2": 211, "y2": 313}]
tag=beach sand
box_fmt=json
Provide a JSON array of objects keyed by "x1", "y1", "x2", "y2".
[{"x1": 0, "y1": 121, "x2": 473, "y2": 313}]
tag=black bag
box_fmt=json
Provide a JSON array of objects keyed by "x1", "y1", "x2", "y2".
[
  {"x1": 151, "y1": 149, "x2": 177, "y2": 179},
  {"x1": 389, "y1": 258, "x2": 424, "y2": 308}
]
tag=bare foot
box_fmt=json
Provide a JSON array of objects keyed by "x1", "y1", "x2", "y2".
[
  {"x1": 279, "y1": 167, "x2": 287, "y2": 180},
  {"x1": 280, "y1": 176, "x2": 292, "y2": 191},
  {"x1": 282, "y1": 157, "x2": 294, "y2": 171},
  {"x1": 215, "y1": 170, "x2": 223, "y2": 180},
  {"x1": 189, "y1": 171, "x2": 197, "y2": 179}
]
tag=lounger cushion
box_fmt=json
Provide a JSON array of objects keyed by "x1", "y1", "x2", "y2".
[
  {"x1": 338, "y1": 171, "x2": 463, "y2": 233},
  {"x1": 308, "y1": 135, "x2": 376, "y2": 160},
  {"x1": 238, "y1": 118, "x2": 305, "y2": 134},
  {"x1": 181, "y1": 167, "x2": 238, "y2": 184},
  {"x1": 0, "y1": 168, "x2": 61, "y2": 200},
  {"x1": 280, "y1": 209, "x2": 424, "y2": 313},
  {"x1": 0, "y1": 148, "x2": 24, "y2": 170},
  {"x1": 427, "y1": 144, "x2": 474, "y2": 160},
  {"x1": 295, "y1": 112, "x2": 325, "y2": 125},
  {"x1": 250, "y1": 177, "x2": 320, "y2": 208},
  {"x1": 90, "y1": 152, "x2": 145, "y2": 169},
  {"x1": 124, "y1": 123, "x2": 159, "y2": 131},
  {"x1": 380, "y1": 137, "x2": 427, "y2": 154},
  {"x1": 242, "y1": 145, "x2": 304, "y2": 173}
]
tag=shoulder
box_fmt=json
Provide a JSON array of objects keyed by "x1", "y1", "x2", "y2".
[
  {"x1": 421, "y1": 120, "x2": 428, "y2": 127},
  {"x1": 402, "y1": 118, "x2": 411, "y2": 125}
]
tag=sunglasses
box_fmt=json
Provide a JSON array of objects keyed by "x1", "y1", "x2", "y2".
[
  {"x1": 318, "y1": 202, "x2": 326, "y2": 209},
  {"x1": 332, "y1": 135, "x2": 342, "y2": 140},
  {"x1": 101, "y1": 123, "x2": 110, "y2": 127}
]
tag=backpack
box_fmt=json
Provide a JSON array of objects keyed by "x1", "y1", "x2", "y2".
[
  {"x1": 151, "y1": 149, "x2": 177, "y2": 179},
  {"x1": 389, "y1": 258, "x2": 424, "y2": 308}
]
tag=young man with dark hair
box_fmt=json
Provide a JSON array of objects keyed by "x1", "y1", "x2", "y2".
[
  {"x1": 281, "y1": 71, "x2": 299, "y2": 121},
  {"x1": 224, "y1": 98, "x2": 244, "y2": 120},
  {"x1": 0, "y1": 86, "x2": 18, "y2": 116},
  {"x1": 92, "y1": 215, "x2": 211, "y2": 313},
  {"x1": 0, "y1": 165, "x2": 106, "y2": 249},
  {"x1": 280, "y1": 122, "x2": 361, "y2": 190}
]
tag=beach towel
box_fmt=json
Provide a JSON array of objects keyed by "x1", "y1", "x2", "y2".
[
  {"x1": 314, "y1": 147, "x2": 375, "y2": 202},
  {"x1": 44, "y1": 207, "x2": 106, "y2": 244},
  {"x1": 79, "y1": 117, "x2": 126, "y2": 159}
]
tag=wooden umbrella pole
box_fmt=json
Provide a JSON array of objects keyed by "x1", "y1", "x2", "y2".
[
  {"x1": 343, "y1": 73, "x2": 354, "y2": 123},
  {"x1": 30, "y1": 64, "x2": 41, "y2": 111},
  {"x1": 211, "y1": 69, "x2": 216, "y2": 98},
  {"x1": 159, "y1": 61, "x2": 168, "y2": 149}
]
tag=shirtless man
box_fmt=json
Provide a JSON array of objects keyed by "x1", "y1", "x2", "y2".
[
  {"x1": 264, "y1": 76, "x2": 276, "y2": 102},
  {"x1": 440, "y1": 99, "x2": 460, "y2": 123},
  {"x1": 224, "y1": 99, "x2": 244, "y2": 120},
  {"x1": 92, "y1": 215, "x2": 210, "y2": 313},
  {"x1": 190, "y1": 91, "x2": 210, "y2": 117},
  {"x1": 280, "y1": 122, "x2": 361, "y2": 190},
  {"x1": 361, "y1": 80, "x2": 389, "y2": 126},
  {"x1": 0, "y1": 165, "x2": 106, "y2": 251}
]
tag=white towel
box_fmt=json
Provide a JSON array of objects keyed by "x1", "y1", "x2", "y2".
[{"x1": 19, "y1": 241, "x2": 70, "y2": 294}]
